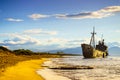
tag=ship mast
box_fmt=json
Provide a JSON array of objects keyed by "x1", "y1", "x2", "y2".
[{"x1": 90, "y1": 27, "x2": 96, "y2": 48}]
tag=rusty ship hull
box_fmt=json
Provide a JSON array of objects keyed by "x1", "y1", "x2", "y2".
[
  {"x1": 81, "y1": 44, "x2": 108, "y2": 58},
  {"x1": 81, "y1": 27, "x2": 108, "y2": 58}
]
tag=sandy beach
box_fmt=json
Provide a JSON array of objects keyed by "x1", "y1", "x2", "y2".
[{"x1": 0, "y1": 58, "x2": 47, "y2": 80}]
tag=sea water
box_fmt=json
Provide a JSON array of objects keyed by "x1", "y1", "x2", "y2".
[{"x1": 38, "y1": 56, "x2": 120, "y2": 80}]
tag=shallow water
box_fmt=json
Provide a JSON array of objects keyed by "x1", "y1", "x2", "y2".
[{"x1": 41, "y1": 56, "x2": 120, "y2": 80}]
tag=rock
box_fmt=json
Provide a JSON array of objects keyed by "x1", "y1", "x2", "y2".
[{"x1": 49, "y1": 65, "x2": 94, "y2": 70}]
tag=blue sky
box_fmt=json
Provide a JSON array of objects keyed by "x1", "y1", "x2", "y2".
[{"x1": 0, "y1": 0, "x2": 120, "y2": 51}]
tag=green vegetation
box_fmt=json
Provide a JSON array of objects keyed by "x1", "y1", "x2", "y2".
[{"x1": 13, "y1": 49, "x2": 34, "y2": 55}]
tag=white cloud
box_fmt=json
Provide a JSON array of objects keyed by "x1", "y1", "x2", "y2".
[
  {"x1": 28, "y1": 14, "x2": 49, "y2": 20},
  {"x1": 115, "y1": 30, "x2": 120, "y2": 33},
  {"x1": 24, "y1": 29, "x2": 42, "y2": 34},
  {"x1": 47, "y1": 38, "x2": 67, "y2": 44},
  {"x1": 23, "y1": 29, "x2": 57, "y2": 35},
  {"x1": 2, "y1": 45, "x2": 9, "y2": 49},
  {"x1": 0, "y1": 28, "x2": 58, "y2": 50},
  {"x1": 45, "y1": 38, "x2": 90, "y2": 49},
  {"x1": 56, "y1": 6, "x2": 120, "y2": 19},
  {"x1": 107, "y1": 42, "x2": 120, "y2": 47},
  {"x1": 0, "y1": 34, "x2": 41, "y2": 45},
  {"x1": 6, "y1": 18, "x2": 24, "y2": 22},
  {"x1": 99, "y1": 6, "x2": 120, "y2": 13},
  {"x1": 0, "y1": 28, "x2": 58, "y2": 47}
]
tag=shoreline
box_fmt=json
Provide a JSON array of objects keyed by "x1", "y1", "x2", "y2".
[
  {"x1": 36, "y1": 60, "x2": 71, "y2": 80},
  {"x1": 37, "y1": 68, "x2": 71, "y2": 80},
  {"x1": 0, "y1": 58, "x2": 47, "y2": 80}
]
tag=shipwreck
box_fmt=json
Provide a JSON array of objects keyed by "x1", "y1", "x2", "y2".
[{"x1": 81, "y1": 27, "x2": 108, "y2": 58}]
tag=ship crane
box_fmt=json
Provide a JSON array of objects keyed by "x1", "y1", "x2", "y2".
[{"x1": 90, "y1": 27, "x2": 96, "y2": 48}]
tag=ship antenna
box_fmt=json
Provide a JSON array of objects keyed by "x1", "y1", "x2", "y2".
[{"x1": 90, "y1": 27, "x2": 96, "y2": 48}]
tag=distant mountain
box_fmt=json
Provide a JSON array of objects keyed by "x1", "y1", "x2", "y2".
[
  {"x1": 49, "y1": 46, "x2": 120, "y2": 56},
  {"x1": 108, "y1": 42, "x2": 120, "y2": 48},
  {"x1": 108, "y1": 46, "x2": 120, "y2": 56},
  {"x1": 49, "y1": 47, "x2": 82, "y2": 54}
]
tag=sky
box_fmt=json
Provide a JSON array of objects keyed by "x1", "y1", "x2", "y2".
[{"x1": 0, "y1": 0, "x2": 120, "y2": 51}]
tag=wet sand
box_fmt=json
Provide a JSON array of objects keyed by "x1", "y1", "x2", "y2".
[{"x1": 37, "y1": 68, "x2": 71, "y2": 80}]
